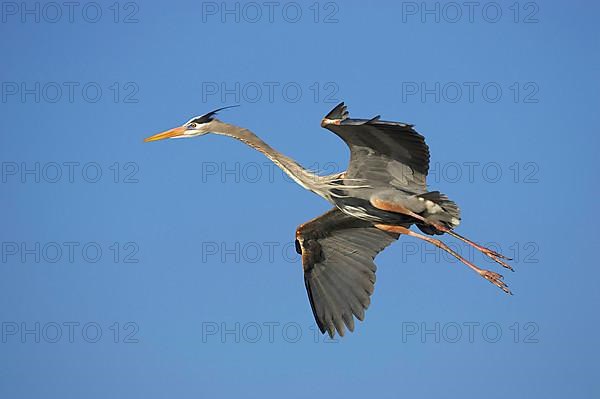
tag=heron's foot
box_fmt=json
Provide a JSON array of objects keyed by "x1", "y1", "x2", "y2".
[
  {"x1": 438, "y1": 228, "x2": 514, "y2": 271},
  {"x1": 478, "y1": 246, "x2": 514, "y2": 272},
  {"x1": 479, "y1": 270, "x2": 512, "y2": 295},
  {"x1": 479, "y1": 245, "x2": 512, "y2": 261},
  {"x1": 488, "y1": 253, "x2": 514, "y2": 272}
]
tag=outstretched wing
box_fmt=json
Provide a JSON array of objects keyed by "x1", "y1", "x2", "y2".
[
  {"x1": 322, "y1": 102, "x2": 430, "y2": 192},
  {"x1": 296, "y1": 208, "x2": 399, "y2": 338}
]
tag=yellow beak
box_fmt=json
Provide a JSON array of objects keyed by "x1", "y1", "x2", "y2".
[{"x1": 144, "y1": 126, "x2": 186, "y2": 142}]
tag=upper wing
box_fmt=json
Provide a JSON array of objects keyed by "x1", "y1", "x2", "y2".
[
  {"x1": 295, "y1": 208, "x2": 399, "y2": 338},
  {"x1": 322, "y1": 102, "x2": 430, "y2": 192}
]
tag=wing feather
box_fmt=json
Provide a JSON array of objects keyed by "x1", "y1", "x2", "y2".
[
  {"x1": 322, "y1": 103, "x2": 430, "y2": 192},
  {"x1": 297, "y1": 208, "x2": 399, "y2": 338}
]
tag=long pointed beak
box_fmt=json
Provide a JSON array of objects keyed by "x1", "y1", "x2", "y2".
[{"x1": 144, "y1": 126, "x2": 186, "y2": 142}]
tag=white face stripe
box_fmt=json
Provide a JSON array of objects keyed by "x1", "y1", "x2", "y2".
[{"x1": 181, "y1": 118, "x2": 211, "y2": 136}]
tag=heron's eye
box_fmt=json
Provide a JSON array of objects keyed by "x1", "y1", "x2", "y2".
[{"x1": 188, "y1": 123, "x2": 197, "y2": 129}]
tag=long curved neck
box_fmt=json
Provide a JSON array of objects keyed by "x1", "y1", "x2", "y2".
[{"x1": 210, "y1": 120, "x2": 331, "y2": 196}]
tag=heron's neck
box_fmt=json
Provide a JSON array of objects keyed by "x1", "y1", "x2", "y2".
[{"x1": 210, "y1": 121, "x2": 328, "y2": 195}]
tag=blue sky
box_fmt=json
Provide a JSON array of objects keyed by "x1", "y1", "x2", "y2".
[{"x1": 1, "y1": 0, "x2": 599, "y2": 398}]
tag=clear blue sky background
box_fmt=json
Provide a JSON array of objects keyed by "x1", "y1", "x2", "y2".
[{"x1": 1, "y1": 0, "x2": 599, "y2": 398}]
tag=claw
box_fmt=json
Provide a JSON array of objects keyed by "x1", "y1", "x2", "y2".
[
  {"x1": 487, "y1": 253, "x2": 515, "y2": 272},
  {"x1": 480, "y1": 270, "x2": 512, "y2": 295},
  {"x1": 474, "y1": 245, "x2": 514, "y2": 271}
]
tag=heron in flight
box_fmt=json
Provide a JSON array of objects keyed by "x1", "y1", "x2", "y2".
[{"x1": 145, "y1": 103, "x2": 513, "y2": 338}]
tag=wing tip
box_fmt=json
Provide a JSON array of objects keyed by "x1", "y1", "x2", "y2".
[{"x1": 324, "y1": 102, "x2": 349, "y2": 121}]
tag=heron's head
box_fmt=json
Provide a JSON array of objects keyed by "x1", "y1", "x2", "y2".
[{"x1": 144, "y1": 105, "x2": 238, "y2": 143}]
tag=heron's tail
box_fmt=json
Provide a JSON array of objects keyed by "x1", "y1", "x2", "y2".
[{"x1": 414, "y1": 191, "x2": 461, "y2": 235}]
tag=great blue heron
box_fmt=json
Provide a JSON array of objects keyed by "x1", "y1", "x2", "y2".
[{"x1": 145, "y1": 103, "x2": 513, "y2": 338}]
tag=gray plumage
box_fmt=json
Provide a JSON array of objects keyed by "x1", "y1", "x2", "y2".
[
  {"x1": 145, "y1": 102, "x2": 514, "y2": 338},
  {"x1": 296, "y1": 208, "x2": 400, "y2": 338}
]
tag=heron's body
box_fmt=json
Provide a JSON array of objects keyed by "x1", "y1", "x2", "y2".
[{"x1": 146, "y1": 102, "x2": 513, "y2": 338}]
